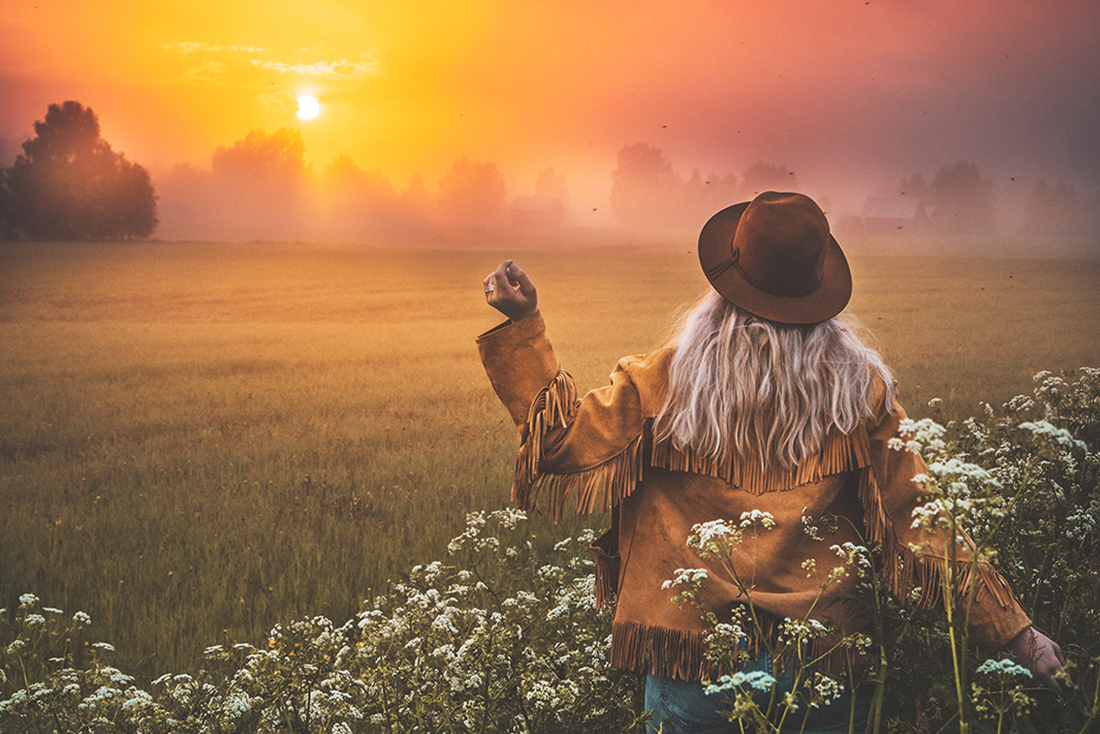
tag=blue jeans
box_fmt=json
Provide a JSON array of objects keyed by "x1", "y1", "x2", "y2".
[{"x1": 645, "y1": 655, "x2": 870, "y2": 733}]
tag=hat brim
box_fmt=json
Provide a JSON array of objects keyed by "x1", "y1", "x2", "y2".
[{"x1": 698, "y1": 202, "x2": 852, "y2": 324}]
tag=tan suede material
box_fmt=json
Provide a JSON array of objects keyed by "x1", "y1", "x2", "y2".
[{"x1": 477, "y1": 315, "x2": 1032, "y2": 680}]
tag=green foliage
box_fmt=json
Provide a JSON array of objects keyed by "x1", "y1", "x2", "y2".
[
  {"x1": 3, "y1": 371, "x2": 1098, "y2": 732},
  {"x1": 1, "y1": 244, "x2": 1098, "y2": 685},
  {"x1": 872, "y1": 368, "x2": 1100, "y2": 731},
  {"x1": 644, "y1": 369, "x2": 1100, "y2": 731},
  {"x1": 1, "y1": 512, "x2": 645, "y2": 733},
  {"x1": 665, "y1": 514, "x2": 875, "y2": 730},
  {"x1": 5, "y1": 101, "x2": 158, "y2": 240}
]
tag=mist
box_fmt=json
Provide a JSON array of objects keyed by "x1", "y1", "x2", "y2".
[
  {"x1": 147, "y1": 123, "x2": 1100, "y2": 258},
  {"x1": 3, "y1": 0, "x2": 1099, "y2": 254}
]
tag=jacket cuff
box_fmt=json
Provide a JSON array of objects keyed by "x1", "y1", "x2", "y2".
[
  {"x1": 966, "y1": 577, "x2": 1033, "y2": 652},
  {"x1": 476, "y1": 310, "x2": 545, "y2": 344},
  {"x1": 477, "y1": 312, "x2": 562, "y2": 429}
]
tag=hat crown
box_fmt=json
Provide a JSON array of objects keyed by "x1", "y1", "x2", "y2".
[
  {"x1": 732, "y1": 192, "x2": 830, "y2": 297},
  {"x1": 696, "y1": 191, "x2": 851, "y2": 324}
]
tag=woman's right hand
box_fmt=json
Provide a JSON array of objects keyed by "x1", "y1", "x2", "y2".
[
  {"x1": 483, "y1": 260, "x2": 538, "y2": 322},
  {"x1": 1006, "y1": 626, "x2": 1069, "y2": 692}
]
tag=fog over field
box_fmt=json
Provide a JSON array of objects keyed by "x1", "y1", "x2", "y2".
[{"x1": 2, "y1": 1, "x2": 1099, "y2": 249}]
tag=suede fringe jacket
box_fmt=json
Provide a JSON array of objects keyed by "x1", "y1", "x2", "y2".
[{"x1": 477, "y1": 313, "x2": 1031, "y2": 682}]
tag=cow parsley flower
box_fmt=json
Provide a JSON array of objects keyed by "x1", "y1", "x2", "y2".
[
  {"x1": 663, "y1": 568, "x2": 709, "y2": 589},
  {"x1": 975, "y1": 658, "x2": 1032, "y2": 678},
  {"x1": 705, "y1": 670, "x2": 777, "y2": 694},
  {"x1": 740, "y1": 510, "x2": 777, "y2": 529}
]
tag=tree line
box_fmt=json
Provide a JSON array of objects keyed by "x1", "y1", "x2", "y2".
[
  {"x1": 2, "y1": 101, "x2": 1097, "y2": 241},
  {"x1": 0, "y1": 102, "x2": 157, "y2": 240}
]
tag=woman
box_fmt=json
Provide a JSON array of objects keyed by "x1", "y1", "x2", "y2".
[{"x1": 478, "y1": 192, "x2": 1064, "y2": 731}]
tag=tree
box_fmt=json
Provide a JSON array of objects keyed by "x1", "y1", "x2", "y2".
[
  {"x1": 1063, "y1": 95, "x2": 1100, "y2": 189},
  {"x1": 683, "y1": 169, "x2": 740, "y2": 227},
  {"x1": 6, "y1": 101, "x2": 157, "y2": 239},
  {"x1": 739, "y1": 161, "x2": 799, "y2": 198},
  {"x1": 437, "y1": 159, "x2": 507, "y2": 223},
  {"x1": 609, "y1": 144, "x2": 747, "y2": 229},
  {"x1": 897, "y1": 172, "x2": 930, "y2": 201},
  {"x1": 0, "y1": 168, "x2": 15, "y2": 240},
  {"x1": 609, "y1": 143, "x2": 683, "y2": 228},
  {"x1": 196, "y1": 128, "x2": 313, "y2": 240},
  {"x1": 211, "y1": 128, "x2": 309, "y2": 189},
  {"x1": 321, "y1": 153, "x2": 397, "y2": 217},
  {"x1": 927, "y1": 159, "x2": 994, "y2": 233},
  {"x1": 400, "y1": 174, "x2": 434, "y2": 219},
  {"x1": 534, "y1": 167, "x2": 569, "y2": 209},
  {"x1": 1021, "y1": 178, "x2": 1098, "y2": 239},
  {"x1": 317, "y1": 154, "x2": 435, "y2": 239}
]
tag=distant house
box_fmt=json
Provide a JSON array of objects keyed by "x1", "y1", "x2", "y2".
[
  {"x1": 510, "y1": 197, "x2": 565, "y2": 228},
  {"x1": 860, "y1": 197, "x2": 928, "y2": 234}
]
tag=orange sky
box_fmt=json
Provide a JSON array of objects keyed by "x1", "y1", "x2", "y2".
[{"x1": 2, "y1": 0, "x2": 1098, "y2": 217}]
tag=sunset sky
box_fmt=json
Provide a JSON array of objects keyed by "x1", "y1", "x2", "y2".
[{"x1": 2, "y1": 0, "x2": 1098, "y2": 218}]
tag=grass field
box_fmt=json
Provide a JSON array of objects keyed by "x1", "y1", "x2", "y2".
[{"x1": 1, "y1": 237, "x2": 1098, "y2": 680}]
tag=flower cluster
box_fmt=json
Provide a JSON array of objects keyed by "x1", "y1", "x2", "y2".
[
  {"x1": 1, "y1": 511, "x2": 643, "y2": 733},
  {"x1": 1, "y1": 368, "x2": 1096, "y2": 733}
]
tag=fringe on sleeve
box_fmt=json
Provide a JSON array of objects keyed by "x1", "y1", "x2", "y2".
[
  {"x1": 512, "y1": 369, "x2": 647, "y2": 523},
  {"x1": 853, "y1": 429, "x2": 1017, "y2": 615}
]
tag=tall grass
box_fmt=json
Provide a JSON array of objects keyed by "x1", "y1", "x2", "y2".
[{"x1": 1, "y1": 239, "x2": 1098, "y2": 681}]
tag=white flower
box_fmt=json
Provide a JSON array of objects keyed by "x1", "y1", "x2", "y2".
[
  {"x1": 691, "y1": 520, "x2": 735, "y2": 546},
  {"x1": 122, "y1": 690, "x2": 153, "y2": 709},
  {"x1": 811, "y1": 673, "x2": 843, "y2": 707},
  {"x1": 975, "y1": 658, "x2": 1032, "y2": 678},
  {"x1": 801, "y1": 508, "x2": 823, "y2": 541},
  {"x1": 665, "y1": 568, "x2": 709, "y2": 589},
  {"x1": 489, "y1": 507, "x2": 527, "y2": 529},
  {"x1": 18, "y1": 593, "x2": 38, "y2": 609},
  {"x1": 911, "y1": 499, "x2": 947, "y2": 529},
  {"x1": 704, "y1": 670, "x2": 777, "y2": 694},
  {"x1": 1018, "y1": 421, "x2": 1086, "y2": 451},
  {"x1": 739, "y1": 510, "x2": 777, "y2": 529}
]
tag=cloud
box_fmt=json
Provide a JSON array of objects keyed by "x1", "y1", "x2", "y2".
[
  {"x1": 184, "y1": 60, "x2": 226, "y2": 82},
  {"x1": 250, "y1": 57, "x2": 380, "y2": 80},
  {"x1": 257, "y1": 90, "x2": 295, "y2": 112},
  {"x1": 169, "y1": 42, "x2": 265, "y2": 54}
]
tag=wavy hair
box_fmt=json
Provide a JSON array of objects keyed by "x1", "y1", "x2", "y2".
[{"x1": 653, "y1": 290, "x2": 895, "y2": 470}]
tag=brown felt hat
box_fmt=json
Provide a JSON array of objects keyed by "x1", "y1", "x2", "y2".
[{"x1": 698, "y1": 191, "x2": 851, "y2": 324}]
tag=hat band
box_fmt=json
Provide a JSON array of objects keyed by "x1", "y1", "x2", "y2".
[
  {"x1": 704, "y1": 248, "x2": 739, "y2": 280},
  {"x1": 705, "y1": 247, "x2": 824, "y2": 297}
]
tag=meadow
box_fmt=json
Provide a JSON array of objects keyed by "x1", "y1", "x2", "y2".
[{"x1": 1, "y1": 235, "x2": 1099, "y2": 687}]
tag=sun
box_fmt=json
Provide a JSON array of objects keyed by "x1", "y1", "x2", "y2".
[{"x1": 296, "y1": 95, "x2": 320, "y2": 120}]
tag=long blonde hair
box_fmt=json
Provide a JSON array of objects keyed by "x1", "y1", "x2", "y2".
[{"x1": 653, "y1": 291, "x2": 894, "y2": 470}]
